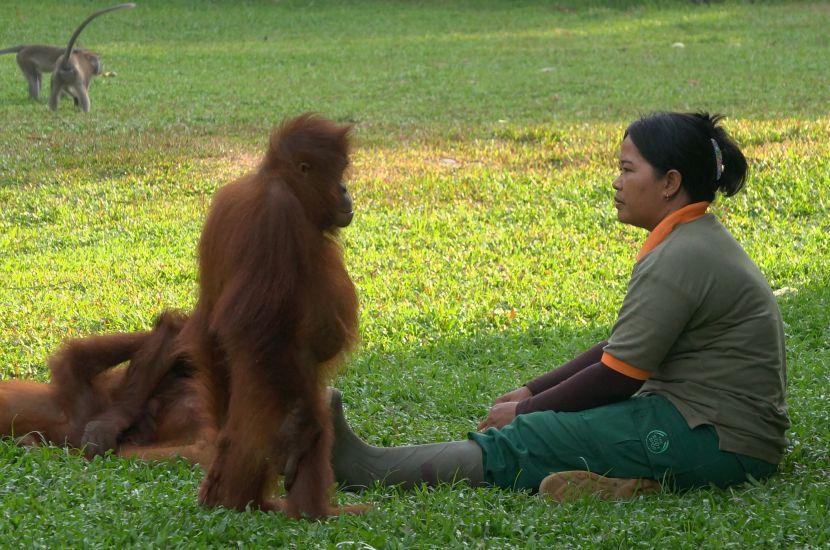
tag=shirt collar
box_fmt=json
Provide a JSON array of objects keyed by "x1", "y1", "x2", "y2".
[{"x1": 636, "y1": 201, "x2": 710, "y2": 261}]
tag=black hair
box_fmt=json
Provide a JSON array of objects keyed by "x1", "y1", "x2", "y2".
[{"x1": 624, "y1": 112, "x2": 748, "y2": 202}]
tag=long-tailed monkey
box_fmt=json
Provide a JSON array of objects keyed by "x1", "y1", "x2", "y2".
[
  {"x1": 49, "y1": 3, "x2": 136, "y2": 112},
  {"x1": 0, "y1": 3, "x2": 135, "y2": 112},
  {"x1": 0, "y1": 45, "x2": 91, "y2": 101}
]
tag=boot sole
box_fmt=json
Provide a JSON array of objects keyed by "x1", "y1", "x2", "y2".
[{"x1": 539, "y1": 470, "x2": 661, "y2": 502}]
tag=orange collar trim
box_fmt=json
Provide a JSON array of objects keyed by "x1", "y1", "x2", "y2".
[{"x1": 636, "y1": 202, "x2": 710, "y2": 261}]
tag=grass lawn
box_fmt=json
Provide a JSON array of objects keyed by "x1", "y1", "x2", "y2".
[{"x1": 1, "y1": 0, "x2": 828, "y2": 547}]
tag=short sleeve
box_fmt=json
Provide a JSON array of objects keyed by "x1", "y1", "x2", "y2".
[{"x1": 602, "y1": 255, "x2": 698, "y2": 374}]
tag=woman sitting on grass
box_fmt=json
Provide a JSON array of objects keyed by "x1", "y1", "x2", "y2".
[{"x1": 331, "y1": 112, "x2": 789, "y2": 501}]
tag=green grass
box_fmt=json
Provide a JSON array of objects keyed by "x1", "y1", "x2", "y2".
[{"x1": 1, "y1": 0, "x2": 828, "y2": 547}]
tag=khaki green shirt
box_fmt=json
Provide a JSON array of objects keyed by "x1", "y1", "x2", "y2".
[{"x1": 604, "y1": 213, "x2": 789, "y2": 464}]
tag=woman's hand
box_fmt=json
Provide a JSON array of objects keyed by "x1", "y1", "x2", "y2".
[
  {"x1": 477, "y1": 402, "x2": 519, "y2": 431},
  {"x1": 494, "y1": 386, "x2": 532, "y2": 404}
]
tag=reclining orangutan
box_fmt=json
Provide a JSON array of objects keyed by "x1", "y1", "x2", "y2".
[{"x1": 0, "y1": 310, "x2": 214, "y2": 466}]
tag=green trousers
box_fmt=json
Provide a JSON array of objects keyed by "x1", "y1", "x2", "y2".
[{"x1": 469, "y1": 394, "x2": 777, "y2": 491}]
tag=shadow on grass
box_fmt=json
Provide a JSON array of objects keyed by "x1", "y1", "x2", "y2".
[
  {"x1": 0, "y1": 124, "x2": 257, "y2": 189},
  {"x1": 338, "y1": 278, "x2": 830, "y2": 477},
  {"x1": 339, "y1": 317, "x2": 609, "y2": 444},
  {"x1": 773, "y1": 277, "x2": 830, "y2": 473}
]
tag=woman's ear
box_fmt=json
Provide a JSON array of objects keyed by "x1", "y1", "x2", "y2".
[{"x1": 664, "y1": 169, "x2": 683, "y2": 199}]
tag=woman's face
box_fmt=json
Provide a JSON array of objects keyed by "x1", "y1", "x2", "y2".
[{"x1": 612, "y1": 136, "x2": 668, "y2": 231}]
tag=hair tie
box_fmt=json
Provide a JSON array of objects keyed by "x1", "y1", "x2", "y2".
[{"x1": 711, "y1": 138, "x2": 724, "y2": 181}]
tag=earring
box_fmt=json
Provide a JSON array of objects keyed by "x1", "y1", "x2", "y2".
[{"x1": 664, "y1": 194, "x2": 671, "y2": 201}]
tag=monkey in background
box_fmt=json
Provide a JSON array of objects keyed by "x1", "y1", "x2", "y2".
[
  {"x1": 0, "y1": 45, "x2": 98, "y2": 102},
  {"x1": 0, "y1": 3, "x2": 135, "y2": 112}
]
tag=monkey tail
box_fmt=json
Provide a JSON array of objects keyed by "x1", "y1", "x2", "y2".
[
  {"x1": 60, "y1": 3, "x2": 136, "y2": 71},
  {"x1": 0, "y1": 46, "x2": 25, "y2": 55}
]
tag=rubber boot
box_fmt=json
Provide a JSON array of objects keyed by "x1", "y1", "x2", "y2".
[{"x1": 329, "y1": 389, "x2": 485, "y2": 490}]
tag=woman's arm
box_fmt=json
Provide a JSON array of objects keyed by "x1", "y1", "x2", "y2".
[
  {"x1": 478, "y1": 361, "x2": 644, "y2": 430},
  {"x1": 524, "y1": 340, "x2": 608, "y2": 395},
  {"x1": 491, "y1": 340, "x2": 608, "y2": 405},
  {"x1": 516, "y1": 361, "x2": 644, "y2": 415}
]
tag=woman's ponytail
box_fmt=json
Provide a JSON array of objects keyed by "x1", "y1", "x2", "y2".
[
  {"x1": 708, "y1": 116, "x2": 748, "y2": 197},
  {"x1": 625, "y1": 112, "x2": 749, "y2": 202}
]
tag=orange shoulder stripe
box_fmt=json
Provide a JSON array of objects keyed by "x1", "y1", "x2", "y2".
[{"x1": 601, "y1": 352, "x2": 652, "y2": 381}]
